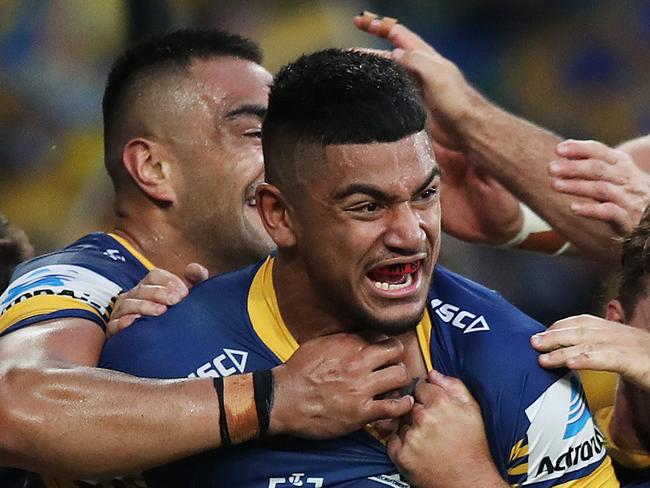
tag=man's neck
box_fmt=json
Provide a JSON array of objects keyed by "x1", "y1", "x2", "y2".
[
  {"x1": 272, "y1": 255, "x2": 427, "y2": 380},
  {"x1": 112, "y1": 215, "x2": 224, "y2": 279},
  {"x1": 272, "y1": 256, "x2": 346, "y2": 344}
]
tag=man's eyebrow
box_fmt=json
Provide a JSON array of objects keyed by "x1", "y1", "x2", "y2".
[
  {"x1": 412, "y1": 166, "x2": 441, "y2": 196},
  {"x1": 225, "y1": 104, "x2": 267, "y2": 119},
  {"x1": 333, "y1": 166, "x2": 441, "y2": 202},
  {"x1": 333, "y1": 184, "x2": 390, "y2": 202}
]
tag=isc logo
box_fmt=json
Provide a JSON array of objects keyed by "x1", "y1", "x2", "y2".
[
  {"x1": 187, "y1": 349, "x2": 248, "y2": 378},
  {"x1": 429, "y1": 298, "x2": 490, "y2": 333}
]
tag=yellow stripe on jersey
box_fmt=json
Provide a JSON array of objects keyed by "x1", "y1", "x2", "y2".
[
  {"x1": 596, "y1": 406, "x2": 650, "y2": 469},
  {"x1": 579, "y1": 370, "x2": 617, "y2": 413},
  {"x1": 508, "y1": 463, "x2": 529, "y2": 477},
  {"x1": 108, "y1": 233, "x2": 155, "y2": 271},
  {"x1": 509, "y1": 437, "x2": 529, "y2": 462},
  {"x1": 550, "y1": 455, "x2": 619, "y2": 487},
  {"x1": 248, "y1": 257, "x2": 299, "y2": 362},
  {"x1": 415, "y1": 310, "x2": 433, "y2": 373},
  {"x1": 0, "y1": 295, "x2": 102, "y2": 333}
]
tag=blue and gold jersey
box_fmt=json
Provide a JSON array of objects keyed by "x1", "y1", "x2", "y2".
[
  {"x1": 0, "y1": 232, "x2": 153, "y2": 336},
  {"x1": 101, "y1": 257, "x2": 618, "y2": 487},
  {"x1": 0, "y1": 231, "x2": 153, "y2": 488}
]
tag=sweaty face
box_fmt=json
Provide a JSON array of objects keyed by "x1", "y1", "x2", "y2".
[
  {"x1": 170, "y1": 57, "x2": 275, "y2": 269},
  {"x1": 293, "y1": 131, "x2": 441, "y2": 334}
]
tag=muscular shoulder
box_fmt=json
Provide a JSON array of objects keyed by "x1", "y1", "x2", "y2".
[
  {"x1": 100, "y1": 262, "x2": 266, "y2": 379},
  {"x1": 0, "y1": 233, "x2": 150, "y2": 336}
]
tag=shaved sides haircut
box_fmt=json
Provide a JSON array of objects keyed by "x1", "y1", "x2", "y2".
[
  {"x1": 262, "y1": 49, "x2": 427, "y2": 193},
  {"x1": 102, "y1": 29, "x2": 262, "y2": 187}
]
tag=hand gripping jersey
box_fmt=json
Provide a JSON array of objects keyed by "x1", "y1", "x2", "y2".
[
  {"x1": 0, "y1": 232, "x2": 153, "y2": 488},
  {"x1": 101, "y1": 257, "x2": 619, "y2": 488}
]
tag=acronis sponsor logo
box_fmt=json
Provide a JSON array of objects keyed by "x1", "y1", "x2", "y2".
[{"x1": 563, "y1": 376, "x2": 590, "y2": 439}]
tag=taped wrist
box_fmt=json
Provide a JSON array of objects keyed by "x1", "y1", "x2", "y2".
[
  {"x1": 214, "y1": 370, "x2": 274, "y2": 446},
  {"x1": 501, "y1": 203, "x2": 571, "y2": 255}
]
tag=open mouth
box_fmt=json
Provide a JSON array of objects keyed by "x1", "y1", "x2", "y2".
[{"x1": 366, "y1": 260, "x2": 423, "y2": 296}]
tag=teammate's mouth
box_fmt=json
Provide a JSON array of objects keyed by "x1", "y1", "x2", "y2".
[{"x1": 366, "y1": 259, "x2": 423, "y2": 298}]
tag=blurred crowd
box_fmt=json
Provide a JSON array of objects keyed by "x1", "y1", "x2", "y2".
[{"x1": 2, "y1": 0, "x2": 650, "y2": 323}]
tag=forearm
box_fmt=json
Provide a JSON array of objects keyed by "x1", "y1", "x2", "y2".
[
  {"x1": 457, "y1": 95, "x2": 618, "y2": 262},
  {"x1": 0, "y1": 363, "x2": 219, "y2": 478}
]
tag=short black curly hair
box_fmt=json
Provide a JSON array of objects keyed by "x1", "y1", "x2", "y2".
[{"x1": 262, "y1": 49, "x2": 426, "y2": 190}]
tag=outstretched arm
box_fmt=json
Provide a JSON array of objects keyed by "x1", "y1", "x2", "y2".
[
  {"x1": 355, "y1": 14, "x2": 618, "y2": 262},
  {"x1": 0, "y1": 319, "x2": 413, "y2": 478}
]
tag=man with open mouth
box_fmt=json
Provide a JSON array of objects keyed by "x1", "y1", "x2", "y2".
[{"x1": 101, "y1": 49, "x2": 618, "y2": 487}]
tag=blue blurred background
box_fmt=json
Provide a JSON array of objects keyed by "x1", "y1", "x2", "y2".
[{"x1": 2, "y1": 0, "x2": 647, "y2": 325}]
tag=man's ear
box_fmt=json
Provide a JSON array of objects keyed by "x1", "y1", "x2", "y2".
[
  {"x1": 605, "y1": 299, "x2": 627, "y2": 323},
  {"x1": 256, "y1": 183, "x2": 296, "y2": 248},
  {"x1": 122, "y1": 138, "x2": 177, "y2": 204}
]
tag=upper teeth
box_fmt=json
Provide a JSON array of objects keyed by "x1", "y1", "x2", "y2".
[{"x1": 374, "y1": 272, "x2": 413, "y2": 291}]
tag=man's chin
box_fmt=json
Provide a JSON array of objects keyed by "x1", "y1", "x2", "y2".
[{"x1": 353, "y1": 306, "x2": 426, "y2": 336}]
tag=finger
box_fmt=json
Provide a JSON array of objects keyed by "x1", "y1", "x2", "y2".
[
  {"x1": 569, "y1": 202, "x2": 632, "y2": 234},
  {"x1": 556, "y1": 139, "x2": 625, "y2": 164},
  {"x1": 354, "y1": 12, "x2": 399, "y2": 40},
  {"x1": 349, "y1": 47, "x2": 392, "y2": 59},
  {"x1": 106, "y1": 314, "x2": 141, "y2": 338},
  {"x1": 537, "y1": 343, "x2": 598, "y2": 369},
  {"x1": 563, "y1": 348, "x2": 629, "y2": 375},
  {"x1": 121, "y1": 284, "x2": 182, "y2": 306},
  {"x1": 112, "y1": 297, "x2": 167, "y2": 318},
  {"x1": 361, "y1": 337, "x2": 405, "y2": 369},
  {"x1": 412, "y1": 379, "x2": 445, "y2": 407},
  {"x1": 427, "y1": 370, "x2": 475, "y2": 404},
  {"x1": 366, "y1": 363, "x2": 411, "y2": 397},
  {"x1": 366, "y1": 394, "x2": 414, "y2": 421},
  {"x1": 184, "y1": 262, "x2": 209, "y2": 287},
  {"x1": 140, "y1": 268, "x2": 189, "y2": 296},
  {"x1": 548, "y1": 159, "x2": 624, "y2": 183},
  {"x1": 551, "y1": 178, "x2": 624, "y2": 203},
  {"x1": 531, "y1": 325, "x2": 592, "y2": 352}
]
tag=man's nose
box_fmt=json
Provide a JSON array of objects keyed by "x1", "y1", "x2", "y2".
[{"x1": 382, "y1": 203, "x2": 426, "y2": 253}]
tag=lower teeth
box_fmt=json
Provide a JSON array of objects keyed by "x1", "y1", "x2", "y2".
[{"x1": 374, "y1": 272, "x2": 413, "y2": 291}]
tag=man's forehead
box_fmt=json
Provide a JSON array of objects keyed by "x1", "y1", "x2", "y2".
[
  {"x1": 310, "y1": 131, "x2": 438, "y2": 195},
  {"x1": 323, "y1": 131, "x2": 436, "y2": 169},
  {"x1": 188, "y1": 57, "x2": 271, "y2": 111}
]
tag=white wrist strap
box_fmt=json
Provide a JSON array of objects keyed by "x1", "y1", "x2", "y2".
[{"x1": 503, "y1": 204, "x2": 552, "y2": 248}]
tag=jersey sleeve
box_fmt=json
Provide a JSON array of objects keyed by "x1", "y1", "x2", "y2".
[
  {"x1": 429, "y1": 267, "x2": 619, "y2": 487},
  {"x1": 506, "y1": 372, "x2": 619, "y2": 487},
  {"x1": 0, "y1": 263, "x2": 122, "y2": 336}
]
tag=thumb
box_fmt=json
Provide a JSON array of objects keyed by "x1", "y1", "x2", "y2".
[{"x1": 184, "y1": 262, "x2": 209, "y2": 287}]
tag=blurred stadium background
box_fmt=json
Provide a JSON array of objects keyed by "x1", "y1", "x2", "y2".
[{"x1": 1, "y1": 0, "x2": 649, "y2": 325}]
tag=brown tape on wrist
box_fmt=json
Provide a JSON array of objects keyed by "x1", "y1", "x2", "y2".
[{"x1": 223, "y1": 373, "x2": 259, "y2": 445}]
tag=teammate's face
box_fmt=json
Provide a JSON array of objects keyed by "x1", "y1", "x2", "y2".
[
  {"x1": 172, "y1": 57, "x2": 275, "y2": 269},
  {"x1": 294, "y1": 131, "x2": 441, "y2": 334}
]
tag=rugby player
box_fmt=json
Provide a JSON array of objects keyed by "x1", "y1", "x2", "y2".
[
  {"x1": 0, "y1": 30, "x2": 415, "y2": 483},
  {"x1": 357, "y1": 16, "x2": 650, "y2": 485},
  {"x1": 533, "y1": 206, "x2": 650, "y2": 486},
  {"x1": 101, "y1": 49, "x2": 618, "y2": 487}
]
